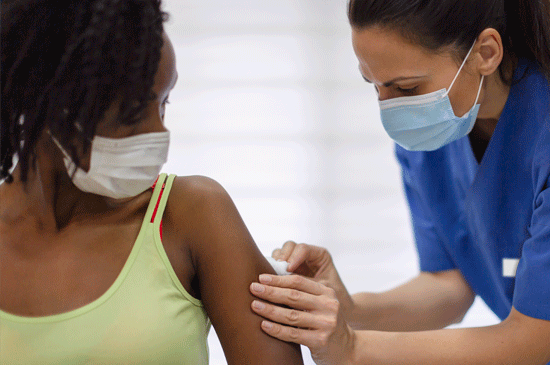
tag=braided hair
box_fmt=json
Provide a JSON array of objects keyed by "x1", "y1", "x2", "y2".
[{"x1": 1, "y1": 0, "x2": 168, "y2": 182}]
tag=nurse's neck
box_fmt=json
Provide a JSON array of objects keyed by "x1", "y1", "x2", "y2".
[{"x1": 468, "y1": 67, "x2": 512, "y2": 163}]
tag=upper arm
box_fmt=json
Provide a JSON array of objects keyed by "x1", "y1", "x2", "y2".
[{"x1": 170, "y1": 176, "x2": 303, "y2": 365}]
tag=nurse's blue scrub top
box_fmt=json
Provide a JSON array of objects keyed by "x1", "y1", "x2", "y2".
[{"x1": 396, "y1": 59, "x2": 550, "y2": 322}]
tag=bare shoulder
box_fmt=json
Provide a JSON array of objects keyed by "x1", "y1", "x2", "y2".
[
  {"x1": 170, "y1": 175, "x2": 230, "y2": 205},
  {"x1": 162, "y1": 175, "x2": 243, "y2": 250},
  {"x1": 155, "y1": 175, "x2": 237, "y2": 300},
  {"x1": 165, "y1": 176, "x2": 233, "y2": 224}
]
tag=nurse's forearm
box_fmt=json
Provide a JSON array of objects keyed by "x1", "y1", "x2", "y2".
[
  {"x1": 348, "y1": 270, "x2": 475, "y2": 332},
  {"x1": 350, "y1": 310, "x2": 550, "y2": 365}
]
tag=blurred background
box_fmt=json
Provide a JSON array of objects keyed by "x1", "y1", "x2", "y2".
[{"x1": 161, "y1": 0, "x2": 499, "y2": 363}]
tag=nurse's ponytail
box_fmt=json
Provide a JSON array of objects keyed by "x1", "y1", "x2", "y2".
[
  {"x1": 505, "y1": 0, "x2": 550, "y2": 79},
  {"x1": 348, "y1": 0, "x2": 550, "y2": 82}
]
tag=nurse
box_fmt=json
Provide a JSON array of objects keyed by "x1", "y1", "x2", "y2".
[{"x1": 250, "y1": 0, "x2": 550, "y2": 364}]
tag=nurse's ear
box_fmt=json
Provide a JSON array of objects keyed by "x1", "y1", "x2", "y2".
[{"x1": 475, "y1": 28, "x2": 504, "y2": 77}]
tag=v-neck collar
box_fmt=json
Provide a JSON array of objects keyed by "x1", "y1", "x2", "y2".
[{"x1": 461, "y1": 59, "x2": 531, "y2": 189}]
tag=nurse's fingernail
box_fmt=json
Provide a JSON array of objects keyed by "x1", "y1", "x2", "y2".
[
  {"x1": 251, "y1": 283, "x2": 265, "y2": 292},
  {"x1": 259, "y1": 274, "x2": 272, "y2": 283},
  {"x1": 262, "y1": 321, "x2": 273, "y2": 330},
  {"x1": 252, "y1": 301, "x2": 265, "y2": 310}
]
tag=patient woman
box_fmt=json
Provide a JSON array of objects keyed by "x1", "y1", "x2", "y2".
[{"x1": 0, "y1": 1, "x2": 303, "y2": 364}]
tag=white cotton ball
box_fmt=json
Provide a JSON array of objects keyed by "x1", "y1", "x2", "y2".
[{"x1": 265, "y1": 256, "x2": 291, "y2": 276}]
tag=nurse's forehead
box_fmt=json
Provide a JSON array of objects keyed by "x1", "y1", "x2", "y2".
[{"x1": 352, "y1": 27, "x2": 449, "y2": 83}]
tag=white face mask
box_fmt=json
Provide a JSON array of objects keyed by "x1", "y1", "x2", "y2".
[{"x1": 52, "y1": 131, "x2": 170, "y2": 199}]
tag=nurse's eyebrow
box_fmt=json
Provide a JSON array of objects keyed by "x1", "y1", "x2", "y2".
[{"x1": 361, "y1": 74, "x2": 425, "y2": 87}]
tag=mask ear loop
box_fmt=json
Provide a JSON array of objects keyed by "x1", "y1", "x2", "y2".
[
  {"x1": 445, "y1": 41, "x2": 477, "y2": 97},
  {"x1": 473, "y1": 75, "x2": 484, "y2": 106},
  {"x1": 47, "y1": 130, "x2": 81, "y2": 176}
]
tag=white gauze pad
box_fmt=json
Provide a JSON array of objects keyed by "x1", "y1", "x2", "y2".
[{"x1": 265, "y1": 256, "x2": 291, "y2": 276}]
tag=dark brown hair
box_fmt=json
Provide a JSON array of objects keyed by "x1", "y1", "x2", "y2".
[
  {"x1": 348, "y1": 0, "x2": 550, "y2": 83},
  {"x1": 1, "y1": 0, "x2": 168, "y2": 182}
]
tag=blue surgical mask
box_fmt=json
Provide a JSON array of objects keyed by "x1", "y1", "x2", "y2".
[{"x1": 379, "y1": 42, "x2": 484, "y2": 151}]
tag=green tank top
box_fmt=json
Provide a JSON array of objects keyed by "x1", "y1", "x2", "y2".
[{"x1": 0, "y1": 174, "x2": 211, "y2": 364}]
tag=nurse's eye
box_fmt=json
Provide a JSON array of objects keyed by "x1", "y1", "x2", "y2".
[{"x1": 396, "y1": 86, "x2": 418, "y2": 95}]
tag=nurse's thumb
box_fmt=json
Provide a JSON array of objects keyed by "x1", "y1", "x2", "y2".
[{"x1": 287, "y1": 244, "x2": 329, "y2": 273}]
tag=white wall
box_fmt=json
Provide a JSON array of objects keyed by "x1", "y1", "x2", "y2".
[{"x1": 161, "y1": 1, "x2": 499, "y2": 363}]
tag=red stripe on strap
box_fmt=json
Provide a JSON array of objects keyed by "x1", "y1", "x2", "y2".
[{"x1": 151, "y1": 178, "x2": 164, "y2": 240}]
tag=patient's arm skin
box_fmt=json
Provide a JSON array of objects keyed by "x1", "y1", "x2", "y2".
[{"x1": 163, "y1": 176, "x2": 304, "y2": 365}]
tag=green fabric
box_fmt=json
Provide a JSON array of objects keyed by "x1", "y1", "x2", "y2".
[{"x1": 0, "y1": 174, "x2": 211, "y2": 364}]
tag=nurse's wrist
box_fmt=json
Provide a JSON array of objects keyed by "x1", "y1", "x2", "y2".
[{"x1": 344, "y1": 325, "x2": 360, "y2": 365}]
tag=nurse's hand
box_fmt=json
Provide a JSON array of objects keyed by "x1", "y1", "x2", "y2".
[
  {"x1": 250, "y1": 274, "x2": 356, "y2": 365},
  {"x1": 271, "y1": 241, "x2": 354, "y2": 319}
]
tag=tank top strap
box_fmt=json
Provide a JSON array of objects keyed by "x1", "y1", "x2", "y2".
[
  {"x1": 147, "y1": 173, "x2": 168, "y2": 223},
  {"x1": 151, "y1": 174, "x2": 176, "y2": 226}
]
